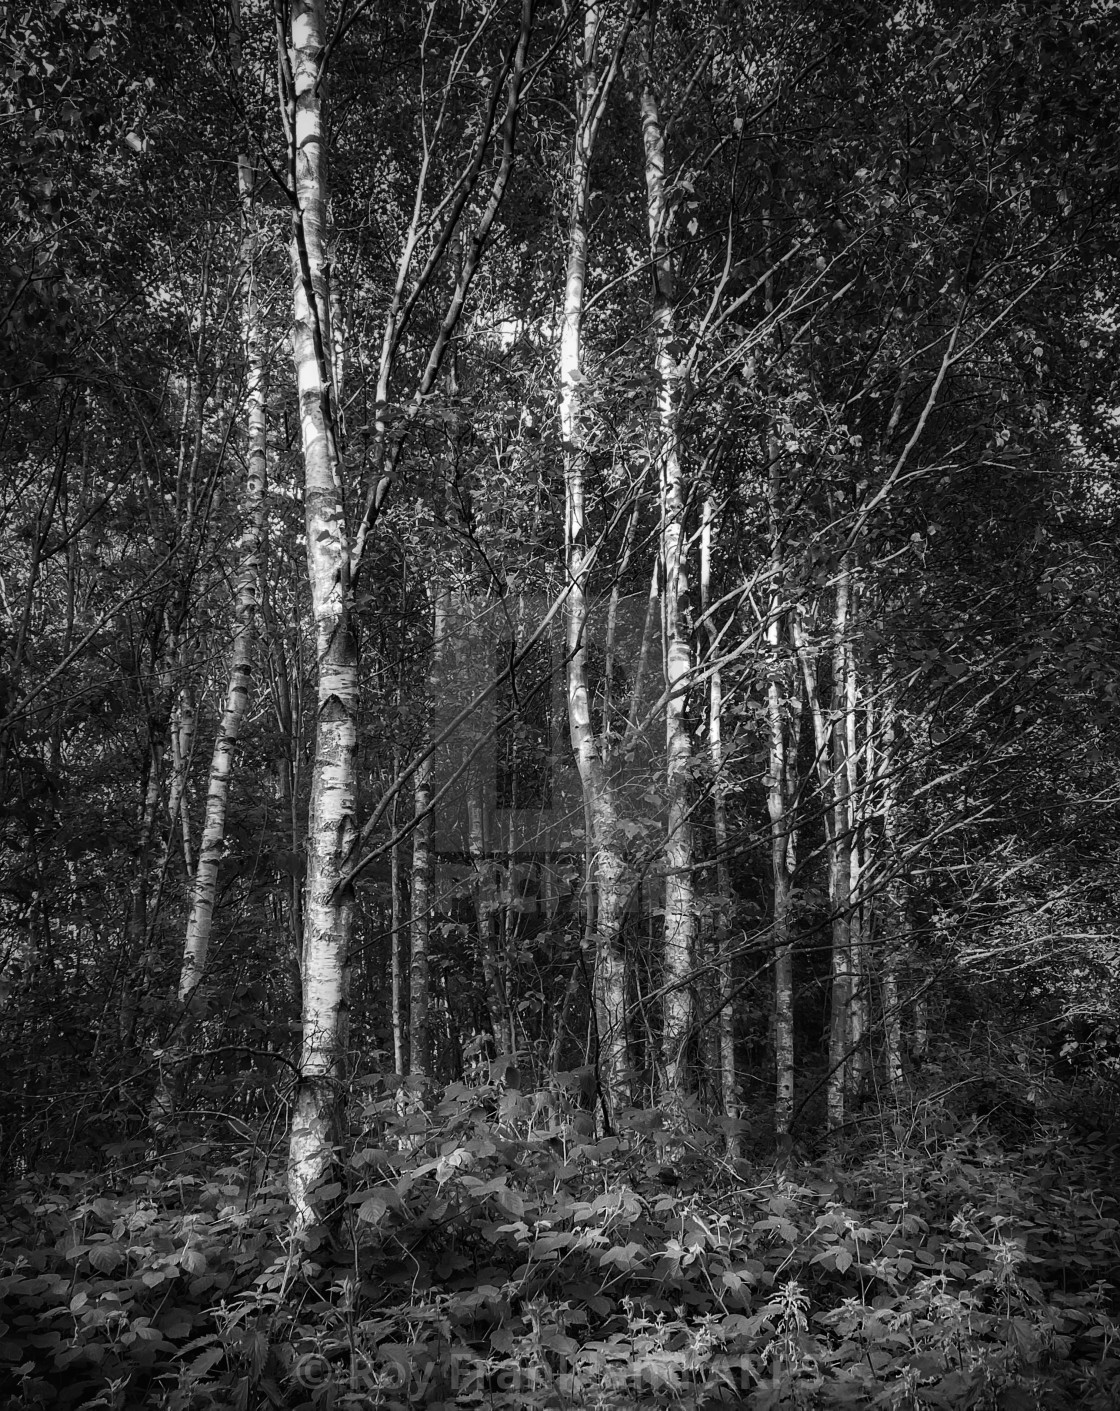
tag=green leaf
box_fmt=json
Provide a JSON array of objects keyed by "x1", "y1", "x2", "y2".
[
  {"x1": 597, "y1": 1242, "x2": 647, "y2": 1271},
  {"x1": 186, "y1": 1345, "x2": 225, "y2": 1379},
  {"x1": 87, "y1": 1242, "x2": 122, "y2": 1274},
  {"x1": 179, "y1": 1246, "x2": 207, "y2": 1275},
  {"x1": 357, "y1": 1192, "x2": 393, "y2": 1224}
]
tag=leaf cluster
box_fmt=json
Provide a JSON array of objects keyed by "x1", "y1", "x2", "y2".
[{"x1": 3, "y1": 1073, "x2": 1118, "y2": 1409}]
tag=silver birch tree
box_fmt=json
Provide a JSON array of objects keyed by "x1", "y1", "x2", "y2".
[
  {"x1": 559, "y1": 1, "x2": 634, "y2": 1117},
  {"x1": 793, "y1": 572, "x2": 852, "y2": 1137},
  {"x1": 409, "y1": 586, "x2": 447, "y2": 1085},
  {"x1": 766, "y1": 454, "x2": 796, "y2": 1142},
  {"x1": 636, "y1": 8, "x2": 694, "y2": 1104},
  {"x1": 152, "y1": 0, "x2": 269, "y2": 1128},
  {"x1": 701, "y1": 496, "x2": 739, "y2": 1148},
  {"x1": 879, "y1": 690, "x2": 906, "y2": 1098},
  {"x1": 282, "y1": 0, "x2": 356, "y2": 1224}
]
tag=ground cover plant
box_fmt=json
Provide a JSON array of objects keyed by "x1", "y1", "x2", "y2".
[{"x1": 2, "y1": 1051, "x2": 1118, "y2": 1410}]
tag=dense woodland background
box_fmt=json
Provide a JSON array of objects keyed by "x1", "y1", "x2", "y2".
[{"x1": 2, "y1": 0, "x2": 1120, "y2": 1406}]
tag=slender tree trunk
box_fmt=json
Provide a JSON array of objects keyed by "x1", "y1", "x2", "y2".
[
  {"x1": 168, "y1": 677, "x2": 196, "y2": 877},
  {"x1": 262, "y1": 578, "x2": 303, "y2": 996},
  {"x1": 844, "y1": 598, "x2": 867, "y2": 1106},
  {"x1": 51, "y1": 405, "x2": 87, "y2": 775},
  {"x1": 828, "y1": 568, "x2": 853, "y2": 1133},
  {"x1": 879, "y1": 703, "x2": 928, "y2": 1076},
  {"x1": 409, "y1": 587, "x2": 446, "y2": 1084},
  {"x1": 284, "y1": 0, "x2": 357, "y2": 1225},
  {"x1": 793, "y1": 581, "x2": 851, "y2": 1137},
  {"x1": 559, "y1": 1, "x2": 631, "y2": 1120},
  {"x1": 328, "y1": 247, "x2": 345, "y2": 427},
  {"x1": 389, "y1": 748, "x2": 405, "y2": 1075},
  {"x1": 122, "y1": 584, "x2": 179, "y2": 1052},
  {"x1": 121, "y1": 724, "x2": 166, "y2": 1048},
  {"x1": 140, "y1": 630, "x2": 183, "y2": 958},
  {"x1": 863, "y1": 688, "x2": 877, "y2": 1084},
  {"x1": 410, "y1": 752, "x2": 432, "y2": 1080},
  {"x1": 911, "y1": 990, "x2": 929, "y2": 1066},
  {"x1": 880, "y1": 690, "x2": 905, "y2": 1098},
  {"x1": 178, "y1": 163, "x2": 268, "y2": 1026},
  {"x1": 502, "y1": 830, "x2": 522, "y2": 1054},
  {"x1": 623, "y1": 558, "x2": 660, "y2": 761},
  {"x1": 702, "y1": 498, "x2": 738, "y2": 1148},
  {"x1": 468, "y1": 766, "x2": 511, "y2": 1055},
  {"x1": 637, "y1": 9, "x2": 693, "y2": 1109},
  {"x1": 123, "y1": 364, "x2": 202, "y2": 1050},
  {"x1": 152, "y1": 0, "x2": 270, "y2": 1131},
  {"x1": 548, "y1": 910, "x2": 584, "y2": 1076},
  {"x1": 603, "y1": 500, "x2": 639, "y2": 760},
  {"x1": 905, "y1": 744, "x2": 929, "y2": 1067},
  {"x1": 765, "y1": 456, "x2": 795, "y2": 1142},
  {"x1": 390, "y1": 840, "x2": 405, "y2": 1075}
]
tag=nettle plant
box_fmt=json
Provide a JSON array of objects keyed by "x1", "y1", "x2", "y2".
[{"x1": 2, "y1": 1075, "x2": 1117, "y2": 1410}]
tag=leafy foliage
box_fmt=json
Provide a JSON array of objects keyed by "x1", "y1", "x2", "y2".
[{"x1": 2, "y1": 1067, "x2": 1117, "y2": 1409}]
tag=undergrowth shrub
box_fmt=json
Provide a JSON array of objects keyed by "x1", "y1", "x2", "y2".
[{"x1": 1, "y1": 1076, "x2": 1117, "y2": 1409}]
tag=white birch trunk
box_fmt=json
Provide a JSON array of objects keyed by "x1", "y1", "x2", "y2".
[
  {"x1": 844, "y1": 614, "x2": 867, "y2": 1105},
  {"x1": 880, "y1": 691, "x2": 905, "y2": 1098},
  {"x1": 702, "y1": 499, "x2": 739, "y2": 1149},
  {"x1": 410, "y1": 752, "x2": 433, "y2": 1080},
  {"x1": 623, "y1": 558, "x2": 660, "y2": 761},
  {"x1": 390, "y1": 836, "x2": 404, "y2": 1075},
  {"x1": 793, "y1": 590, "x2": 850, "y2": 1138},
  {"x1": 603, "y1": 502, "x2": 639, "y2": 760},
  {"x1": 828, "y1": 569, "x2": 853, "y2": 1134},
  {"x1": 285, "y1": 0, "x2": 357, "y2": 1225},
  {"x1": 409, "y1": 587, "x2": 445, "y2": 1084},
  {"x1": 389, "y1": 747, "x2": 405, "y2": 1075},
  {"x1": 169, "y1": 680, "x2": 196, "y2": 876},
  {"x1": 560, "y1": 2, "x2": 630, "y2": 1118},
  {"x1": 637, "y1": 11, "x2": 693, "y2": 1108},
  {"x1": 177, "y1": 178, "x2": 267, "y2": 1017},
  {"x1": 765, "y1": 457, "x2": 795, "y2": 1142},
  {"x1": 152, "y1": 0, "x2": 270, "y2": 1130}
]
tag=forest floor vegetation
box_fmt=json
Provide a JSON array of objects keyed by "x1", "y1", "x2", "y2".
[{"x1": 1, "y1": 1068, "x2": 1118, "y2": 1411}]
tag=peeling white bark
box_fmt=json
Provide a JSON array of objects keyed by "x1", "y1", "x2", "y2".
[
  {"x1": 702, "y1": 499, "x2": 739, "y2": 1149},
  {"x1": 285, "y1": 0, "x2": 357, "y2": 1226},
  {"x1": 152, "y1": 0, "x2": 270, "y2": 1134},
  {"x1": 765, "y1": 457, "x2": 795, "y2": 1141},
  {"x1": 560, "y1": 2, "x2": 631, "y2": 1117},
  {"x1": 637, "y1": 14, "x2": 693, "y2": 1107},
  {"x1": 178, "y1": 183, "x2": 267, "y2": 1016}
]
